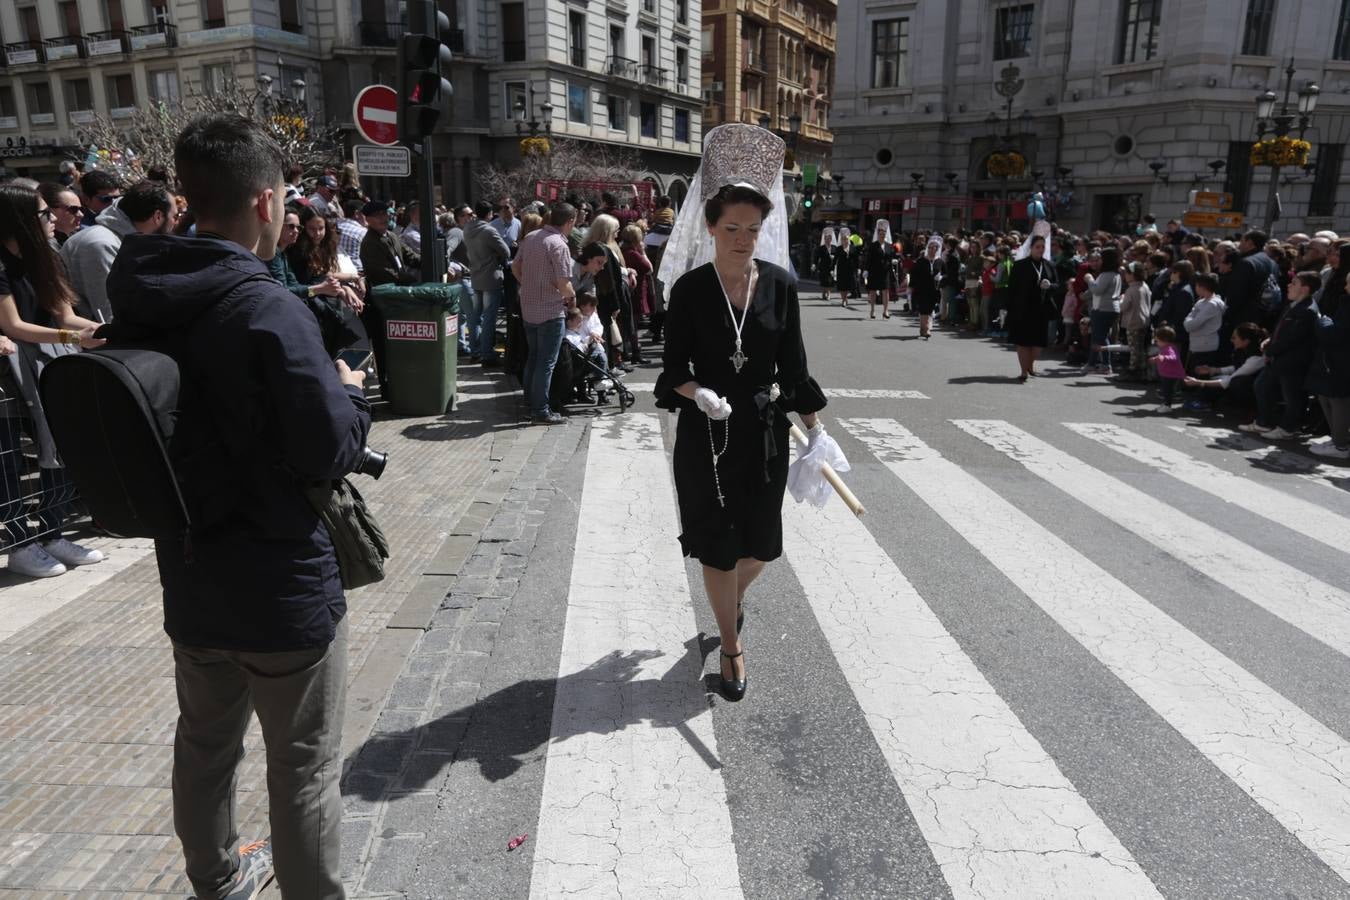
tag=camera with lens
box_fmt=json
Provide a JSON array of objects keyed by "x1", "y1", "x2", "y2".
[{"x1": 353, "y1": 446, "x2": 388, "y2": 480}]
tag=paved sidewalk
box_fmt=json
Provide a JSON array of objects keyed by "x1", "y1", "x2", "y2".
[{"x1": 0, "y1": 364, "x2": 537, "y2": 897}]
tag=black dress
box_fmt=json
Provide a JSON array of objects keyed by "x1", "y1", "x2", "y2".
[
  {"x1": 835, "y1": 245, "x2": 857, "y2": 295},
  {"x1": 814, "y1": 245, "x2": 835, "y2": 287},
  {"x1": 909, "y1": 255, "x2": 941, "y2": 315},
  {"x1": 864, "y1": 241, "x2": 894, "y2": 291},
  {"x1": 1006, "y1": 256, "x2": 1057, "y2": 348},
  {"x1": 655, "y1": 261, "x2": 827, "y2": 571}
]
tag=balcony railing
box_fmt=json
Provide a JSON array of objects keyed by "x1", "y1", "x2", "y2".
[
  {"x1": 606, "y1": 55, "x2": 640, "y2": 80},
  {"x1": 744, "y1": 49, "x2": 765, "y2": 71},
  {"x1": 43, "y1": 35, "x2": 84, "y2": 62},
  {"x1": 641, "y1": 64, "x2": 668, "y2": 88},
  {"x1": 86, "y1": 30, "x2": 129, "y2": 57},
  {"x1": 358, "y1": 20, "x2": 403, "y2": 47},
  {"x1": 0, "y1": 116, "x2": 17, "y2": 129},
  {"x1": 3, "y1": 40, "x2": 43, "y2": 66},
  {"x1": 504, "y1": 38, "x2": 526, "y2": 61},
  {"x1": 129, "y1": 22, "x2": 177, "y2": 50}
]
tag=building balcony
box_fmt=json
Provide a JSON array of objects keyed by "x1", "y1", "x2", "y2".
[
  {"x1": 800, "y1": 120, "x2": 832, "y2": 144},
  {"x1": 740, "y1": 106, "x2": 770, "y2": 126},
  {"x1": 354, "y1": 20, "x2": 402, "y2": 49},
  {"x1": 737, "y1": 0, "x2": 773, "y2": 22},
  {"x1": 606, "y1": 55, "x2": 641, "y2": 80},
  {"x1": 111, "y1": 106, "x2": 137, "y2": 119},
  {"x1": 70, "y1": 109, "x2": 96, "y2": 125},
  {"x1": 744, "y1": 50, "x2": 766, "y2": 72},
  {"x1": 641, "y1": 64, "x2": 669, "y2": 89},
  {"x1": 129, "y1": 22, "x2": 177, "y2": 50},
  {"x1": 804, "y1": 24, "x2": 835, "y2": 53},
  {"x1": 773, "y1": 4, "x2": 806, "y2": 34},
  {"x1": 86, "y1": 30, "x2": 129, "y2": 57},
  {"x1": 44, "y1": 35, "x2": 84, "y2": 62},
  {"x1": 29, "y1": 112, "x2": 55, "y2": 126},
  {"x1": 3, "y1": 40, "x2": 43, "y2": 66},
  {"x1": 0, "y1": 116, "x2": 17, "y2": 129}
]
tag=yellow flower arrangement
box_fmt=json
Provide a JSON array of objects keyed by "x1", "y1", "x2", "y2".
[
  {"x1": 986, "y1": 151, "x2": 1026, "y2": 178},
  {"x1": 1249, "y1": 136, "x2": 1311, "y2": 168},
  {"x1": 270, "y1": 114, "x2": 307, "y2": 141},
  {"x1": 520, "y1": 136, "x2": 551, "y2": 156}
]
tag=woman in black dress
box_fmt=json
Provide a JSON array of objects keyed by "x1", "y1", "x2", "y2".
[
  {"x1": 814, "y1": 228, "x2": 837, "y2": 303},
  {"x1": 909, "y1": 236, "x2": 943, "y2": 339},
  {"x1": 864, "y1": 219, "x2": 895, "y2": 320},
  {"x1": 655, "y1": 184, "x2": 829, "y2": 702},
  {"x1": 1005, "y1": 234, "x2": 1057, "y2": 381},
  {"x1": 834, "y1": 227, "x2": 857, "y2": 308}
]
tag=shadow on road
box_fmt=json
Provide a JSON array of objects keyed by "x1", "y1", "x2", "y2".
[{"x1": 343, "y1": 634, "x2": 725, "y2": 800}]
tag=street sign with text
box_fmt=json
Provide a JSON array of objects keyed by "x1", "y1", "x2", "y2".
[
  {"x1": 353, "y1": 85, "x2": 400, "y2": 146},
  {"x1": 353, "y1": 144, "x2": 412, "y2": 177},
  {"x1": 1190, "y1": 191, "x2": 1234, "y2": 210},
  {"x1": 1182, "y1": 210, "x2": 1245, "y2": 229}
]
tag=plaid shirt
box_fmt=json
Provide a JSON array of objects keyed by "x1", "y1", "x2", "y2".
[
  {"x1": 336, "y1": 218, "x2": 368, "y2": 274},
  {"x1": 515, "y1": 225, "x2": 573, "y2": 324}
]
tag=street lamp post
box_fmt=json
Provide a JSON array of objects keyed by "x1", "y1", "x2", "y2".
[
  {"x1": 513, "y1": 84, "x2": 554, "y2": 138},
  {"x1": 987, "y1": 64, "x2": 1027, "y2": 232},
  {"x1": 1253, "y1": 59, "x2": 1319, "y2": 233}
]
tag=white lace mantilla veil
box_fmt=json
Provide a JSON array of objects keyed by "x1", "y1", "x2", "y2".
[
  {"x1": 1015, "y1": 218, "x2": 1053, "y2": 260},
  {"x1": 657, "y1": 124, "x2": 794, "y2": 289}
]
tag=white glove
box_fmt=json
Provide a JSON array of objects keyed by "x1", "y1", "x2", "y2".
[
  {"x1": 694, "y1": 387, "x2": 733, "y2": 421},
  {"x1": 789, "y1": 424, "x2": 850, "y2": 507}
]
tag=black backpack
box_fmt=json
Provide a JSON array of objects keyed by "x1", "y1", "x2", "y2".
[{"x1": 39, "y1": 346, "x2": 189, "y2": 538}]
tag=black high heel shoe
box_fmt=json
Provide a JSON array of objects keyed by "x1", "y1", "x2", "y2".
[{"x1": 719, "y1": 650, "x2": 747, "y2": 702}]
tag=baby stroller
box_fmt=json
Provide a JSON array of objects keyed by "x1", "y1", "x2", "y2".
[{"x1": 564, "y1": 341, "x2": 636, "y2": 411}]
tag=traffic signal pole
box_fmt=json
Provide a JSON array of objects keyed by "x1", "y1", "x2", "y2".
[{"x1": 401, "y1": 0, "x2": 450, "y2": 282}]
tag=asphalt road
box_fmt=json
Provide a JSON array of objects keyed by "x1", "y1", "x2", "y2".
[{"x1": 345, "y1": 287, "x2": 1350, "y2": 900}]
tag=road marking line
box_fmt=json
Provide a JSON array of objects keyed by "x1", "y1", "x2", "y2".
[
  {"x1": 624, "y1": 383, "x2": 930, "y2": 399},
  {"x1": 1066, "y1": 423, "x2": 1350, "y2": 557},
  {"x1": 782, "y1": 484, "x2": 1160, "y2": 898},
  {"x1": 1171, "y1": 425, "x2": 1350, "y2": 497},
  {"x1": 953, "y1": 419, "x2": 1350, "y2": 660},
  {"x1": 530, "y1": 413, "x2": 742, "y2": 900},
  {"x1": 841, "y1": 417, "x2": 1350, "y2": 881}
]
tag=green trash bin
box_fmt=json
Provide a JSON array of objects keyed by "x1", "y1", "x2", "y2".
[{"x1": 370, "y1": 282, "x2": 464, "y2": 416}]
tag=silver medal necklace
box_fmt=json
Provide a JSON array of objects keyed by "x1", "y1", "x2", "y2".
[{"x1": 714, "y1": 263, "x2": 756, "y2": 374}]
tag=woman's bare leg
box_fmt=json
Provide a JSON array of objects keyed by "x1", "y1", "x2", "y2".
[{"x1": 703, "y1": 565, "x2": 744, "y2": 680}]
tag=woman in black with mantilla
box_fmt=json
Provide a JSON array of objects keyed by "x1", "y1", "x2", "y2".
[{"x1": 654, "y1": 124, "x2": 842, "y2": 701}]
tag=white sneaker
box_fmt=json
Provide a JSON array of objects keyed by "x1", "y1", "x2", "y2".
[
  {"x1": 7, "y1": 544, "x2": 67, "y2": 578},
  {"x1": 597, "y1": 378, "x2": 615, "y2": 392},
  {"x1": 42, "y1": 538, "x2": 104, "y2": 567},
  {"x1": 1238, "y1": 422, "x2": 1273, "y2": 434},
  {"x1": 1153, "y1": 404, "x2": 1174, "y2": 414},
  {"x1": 1310, "y1": 442, "x2": 1350, "y2": 460},
  {"x1": 1262, "y1": 426, "x2": 1298, "y2": 441}
]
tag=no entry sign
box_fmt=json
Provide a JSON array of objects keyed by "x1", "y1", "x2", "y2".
[{"x1": 353, "y1": 85, "x2": 399, "y2": 146}]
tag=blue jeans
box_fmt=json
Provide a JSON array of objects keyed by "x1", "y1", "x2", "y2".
[
  {"x1": 1088, "y1": 310, "x2": 1117, "y2": 367},
  {"x1": 478, "y1": 288, "x2": 503, "y2": 362},
  {"x1": 457, "y1": 283, "x2": 480, "y2": 355},
  {"x1": 524, "y1": 316, "x2": 565, "y2": 417}
]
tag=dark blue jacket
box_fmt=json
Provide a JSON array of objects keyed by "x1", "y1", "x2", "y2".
[
  {"x1": 107, "y1": 235, "x2": 372, "y2": 651},
  {"x1": 1265, "y1": 297, "x2": 1318, "y2": 379},
  {"x1": 1308, "y1": 299, "x2": 1350, "y2": 397}
]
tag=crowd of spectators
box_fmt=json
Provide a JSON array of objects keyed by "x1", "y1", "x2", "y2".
[{"x1": 812, "y1": 216, "x2": 1349, "y2": 457}]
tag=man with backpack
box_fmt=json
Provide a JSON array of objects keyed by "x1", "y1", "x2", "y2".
[
  {"x1": 1226, "y1": 229, "x2": 1281, "y2": 335},
  {"x1": 104, "y1": 114, "x2": 371, "y2": 899}
]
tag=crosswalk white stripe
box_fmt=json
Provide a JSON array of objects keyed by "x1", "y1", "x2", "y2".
[
  {"x1": 782, "y1": 489, "x2": 1160, "y2": 897},
  {"x1": 1171, "y1": 425, "x2": 1350, "y2": 497},
  {"x1": 530, "y1": 414, "x2": 743, "y2": 899},
  {"x1": 841, "y1": 417, "x2": 1350, "y2": 883},
  {"x1": 1066, "y1": 423, "x2": 1350, "y2": 557},
  {"x1": 622, "y1": 383, "x2": 930, "y2": 399},
  {"x1": 952, "y1": 419, "x2": 1350, "y2": 660}
]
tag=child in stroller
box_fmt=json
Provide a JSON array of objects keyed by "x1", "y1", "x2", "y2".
[{"x1": 565, "y1": 295, "x2": 635, "y2": 410}]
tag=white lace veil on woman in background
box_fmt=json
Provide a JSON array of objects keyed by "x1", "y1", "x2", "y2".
[{"x1": 657, "y1": 124, "x2": 794, "y2": 289}]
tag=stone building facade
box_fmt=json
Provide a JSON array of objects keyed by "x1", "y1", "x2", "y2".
[
  {"x1": 0, "y1": 0, "x2": 703, "y2": 206},
  {"x1": 829, "y1": 0, "x2": 1350, "y2": 237},
  {"x1": 701, "y1": 0, "x2": 836, "y2": 180}
]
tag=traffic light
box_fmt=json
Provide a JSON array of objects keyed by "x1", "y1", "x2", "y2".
[
  {"x1": 399, "y1": 0, "x2": 453, "y2": 145},
  {"x1": 803, "y1": 185, "x2": 815, "y2": 210}
]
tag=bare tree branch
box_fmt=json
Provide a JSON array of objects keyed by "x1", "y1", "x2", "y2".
[
  {"x1": 474, "y1": 137, "x2": 649, "y2": 207},
  {"x1": 79, "y1": 78, "x2": 344, "y2": 187}
]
